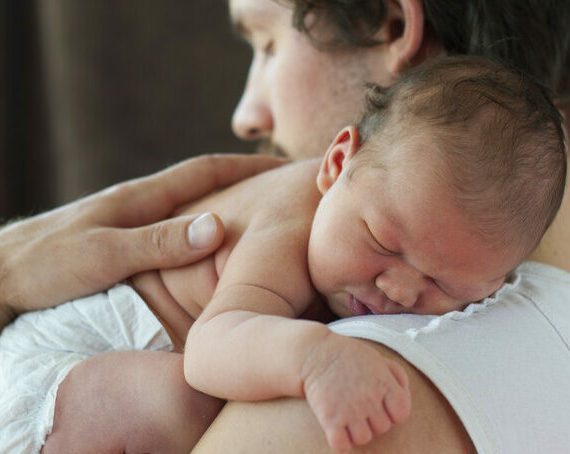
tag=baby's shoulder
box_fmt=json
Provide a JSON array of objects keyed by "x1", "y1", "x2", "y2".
[
  {"x1": 181, "y1": 159, "x2": 320, "y2": 235},
  {"x1": 251, "y1": 159, "x2": 321, "y2": 224}
]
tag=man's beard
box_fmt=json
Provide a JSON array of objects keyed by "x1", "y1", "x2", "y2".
[{"x1": 256, "y1": 139, "x2": 288, "y2": 158}]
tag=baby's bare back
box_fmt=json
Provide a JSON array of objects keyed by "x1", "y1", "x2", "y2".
[{"x1": 132, "y1": 159, "x2": 322, "y2": 345}]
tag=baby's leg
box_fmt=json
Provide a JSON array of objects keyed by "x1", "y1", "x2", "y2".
[{"x1": 42, "y1": 351, "x2": 223, "y2": 454}]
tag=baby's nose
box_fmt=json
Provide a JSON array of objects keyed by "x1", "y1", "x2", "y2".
[{"x1": 375, "y1": 267, "x2": 424, "y2": 308}]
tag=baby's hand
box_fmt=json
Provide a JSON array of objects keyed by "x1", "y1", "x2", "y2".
[{"x1": 302, "y1": 335, "x2": 411, "y2": 452}]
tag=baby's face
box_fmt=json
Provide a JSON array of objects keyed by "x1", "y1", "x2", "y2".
[{"x1": 308, "y1": 144, "x2": 522, "y2": 318}]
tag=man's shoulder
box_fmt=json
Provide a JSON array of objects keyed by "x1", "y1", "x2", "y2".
[
  {"x1": 513, "y1": 261, "x2": 570, "y2": 299},
  {"x1": 512, "y1": 261, "x2": 570, "y2": 341}
]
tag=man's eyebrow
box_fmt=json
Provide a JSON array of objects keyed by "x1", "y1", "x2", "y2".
[
  {"x1": 230, "y1": 16, "x2": 250, "y2": 40},
  {"x1": 230, "y1": 4, "x2": 277, "y2": 41}
]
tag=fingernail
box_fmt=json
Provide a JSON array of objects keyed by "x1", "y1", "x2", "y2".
[{"x1": 188, "y1": 213, "x2": 217, "y2": 248}]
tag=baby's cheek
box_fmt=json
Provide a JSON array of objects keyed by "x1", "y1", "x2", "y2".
[
  {"x1": 328, "y1": 297, "x2": 351, "y2": 319},
  {"x1": 421, "y1": 290, "x2": 463, "y2": 315},
  {"x1": 307, "y1": 241, "x2": 330, "y2": 287}
]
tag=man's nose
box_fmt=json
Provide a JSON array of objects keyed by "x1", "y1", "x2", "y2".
[
  {"x1": 375, "y1": 266, "x2": 425, "y2": 308},
  {"x1": 231, "y1": 76, "x2": 273, "y2": 141}
]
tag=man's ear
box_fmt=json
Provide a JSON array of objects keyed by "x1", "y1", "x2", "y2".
[
  {"x1": 317, "y1": 126, "x2": 361, "y2": 194},
  {"x1": 379, "y1": 0, "x2": 438, "y2": 76}
]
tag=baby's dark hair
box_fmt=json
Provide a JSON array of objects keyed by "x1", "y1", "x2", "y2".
[{"x1": 356, "y1": 55, "x2": 566, "y2": 253}]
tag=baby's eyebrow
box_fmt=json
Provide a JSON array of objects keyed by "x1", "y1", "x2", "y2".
[
  {"x1": 364, "y1": 221, "x2": 399, "y2": 255},
  {"x1": 430, "y1": 278, "x2": 471, "y2": 301},
  {"x1": 436, "y1": 276, "x2": 499, "y2": 301}
]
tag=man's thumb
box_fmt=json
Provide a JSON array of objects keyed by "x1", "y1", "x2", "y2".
[{"x1": 129, "y1": 212, "x2": 224, "y2": 271}]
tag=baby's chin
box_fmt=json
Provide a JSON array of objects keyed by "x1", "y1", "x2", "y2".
[{"x1": 323, "y1": 294, "x2": 354, "y2": 319}]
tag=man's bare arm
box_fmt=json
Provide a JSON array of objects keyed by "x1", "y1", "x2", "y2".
[
  {"x1": 0, "y1": 154, "x2": 284, "y2": 329},
  {"x1": 193, "y1": 339, "x2": 476, "y2": 454}
]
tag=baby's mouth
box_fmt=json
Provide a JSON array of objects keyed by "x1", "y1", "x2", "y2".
[
  {"x1": 349, "y1": 294, "x2": 406, "y2": 315},
  {"x1": 349, "y1": 295, "x2": 373, "y2": 316}
]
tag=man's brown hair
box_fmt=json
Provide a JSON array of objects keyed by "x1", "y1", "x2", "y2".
[{"x1": 285, "y1": 0, "x2": 570, "y2": 102}]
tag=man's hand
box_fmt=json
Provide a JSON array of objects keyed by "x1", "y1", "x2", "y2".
[
  {"x1": 302, "y1": 334, "x2": 411, "y2": 452},
  {"x1": 0, "y1": 154, "x2": 285, "y2": 328}
]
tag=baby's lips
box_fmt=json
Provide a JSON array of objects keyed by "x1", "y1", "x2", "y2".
[{"x1": 349, "y1": 295, "x2": 372, "y2": 316}]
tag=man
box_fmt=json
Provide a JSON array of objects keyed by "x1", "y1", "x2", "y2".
[
  {"x1": 2, "y1": 0, "x2": 570, "y2": 452},
  {"x1": 191, "y1": 1, "x2": 570, "y2": 451}
]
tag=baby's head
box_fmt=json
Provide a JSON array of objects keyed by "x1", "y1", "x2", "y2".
[
  {"x1": 356, "y1": 56, "x2": 567, "y2": 254},
  {"x1": 308, "y1": 56, "x2": 566, "y2": 317}
]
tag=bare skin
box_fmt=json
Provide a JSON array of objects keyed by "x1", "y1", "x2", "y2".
[
  {"x1": 3, "y1": 0, "x2": 568, "y2": 450},
  {"x1": 42, "y1": 352, "x2": 224, "y2": 454},
  {"x1": 0, "y1": 154, "x2": 284, "y2": 330},
  {"x1": 45, "y1": 110, "x2": 534, "y2": 453}
]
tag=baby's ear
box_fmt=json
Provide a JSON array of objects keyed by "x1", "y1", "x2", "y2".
[{"x1": 317, "y1": 126, "x2": 361, "y2": 194}]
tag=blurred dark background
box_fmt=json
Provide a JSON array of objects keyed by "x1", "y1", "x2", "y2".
[{"x1": 0, "y1": 0, "x2": 252, "y2": 220}]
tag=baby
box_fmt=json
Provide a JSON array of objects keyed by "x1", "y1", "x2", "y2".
[
  {"x1": 2, "y1": 56, "x2": 565, "y2": 453},
  {"x1": 134, "y1": 56, "x2": 566, "y2": 451}
]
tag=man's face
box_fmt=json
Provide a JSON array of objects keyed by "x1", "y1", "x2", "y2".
[
  {"x1": 308, "y1": 139, "x2": 520, "y2": 317},
  {"x1": 229, "y1": 0, "x2": 394, "y2": 159}
]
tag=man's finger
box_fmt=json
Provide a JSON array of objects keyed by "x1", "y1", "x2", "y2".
[{"x1": 106, "y1": 154, "x2": 287, "y2": 226}]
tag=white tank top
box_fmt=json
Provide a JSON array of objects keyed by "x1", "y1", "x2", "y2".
[{"x1": 330, "y1": 261, "x2": 570, "y2": 454}]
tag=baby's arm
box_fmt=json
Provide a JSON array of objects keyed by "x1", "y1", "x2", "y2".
[{"x1": 184, "y1": 221, "x2": 411, "y2": 451}]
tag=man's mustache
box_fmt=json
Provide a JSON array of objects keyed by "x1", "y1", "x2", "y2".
[{"x1": 256, "y1": 140, "x2": 288, "y2": 158}]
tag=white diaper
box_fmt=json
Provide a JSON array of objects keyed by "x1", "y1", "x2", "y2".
[{"x1": 0, "y1": 284, "x2": 172, "y2": 453}]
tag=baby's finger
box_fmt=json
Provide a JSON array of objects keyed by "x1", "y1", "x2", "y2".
[
  {"x1": 347, "y1": 419, "x2": 373, "y2": 446},
  {"x1": 388, "y1": 360, "x2": 410, "y2": 390},
  {"x1": 368, "y1": 409, "x2": 392, "y2": 435},
  {"x1": 326, "y1": 425, "x2": 352, "y2": 453},
  {"x1": 383, "y1": 363, "x2": 412, "y2": 424}
]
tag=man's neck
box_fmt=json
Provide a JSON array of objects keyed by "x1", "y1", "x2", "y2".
[
  {"x1": 528, "y1": 104, "x2": 570, "y2": 271},
  {"x1": 553, "y1": 101, "x2": 569, "y2": 146}
]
